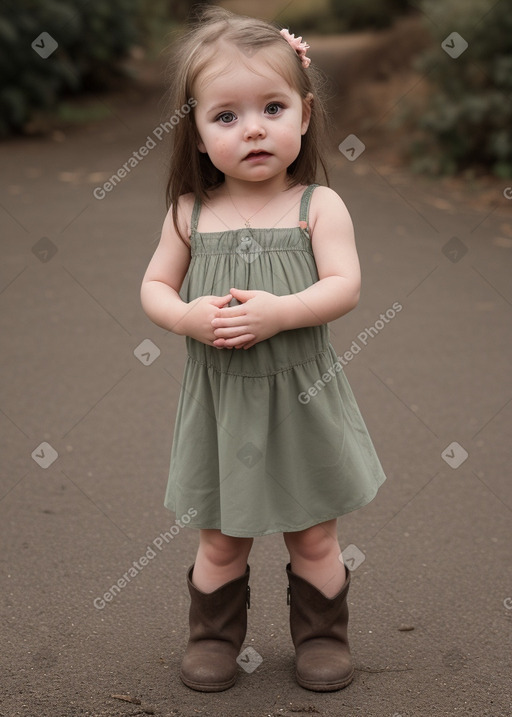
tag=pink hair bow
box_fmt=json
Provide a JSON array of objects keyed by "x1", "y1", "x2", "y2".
[{"x1": 280, "y1": 28, "x2": 311, "y2": 68}]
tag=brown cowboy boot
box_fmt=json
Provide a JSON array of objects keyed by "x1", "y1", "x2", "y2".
[
  {"x1": 286, "y1": 563, "x2": 354, "y2": 691},
  {"x1": 180, "y1": 564, "x2": 250, "y2": 692}
]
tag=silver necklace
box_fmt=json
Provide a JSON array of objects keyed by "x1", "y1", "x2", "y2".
[{"x1": 226, "y1": 188, "x2": 277, "y2": 228}]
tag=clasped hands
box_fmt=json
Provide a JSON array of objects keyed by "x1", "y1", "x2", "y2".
[{"x1": 186, "y1": 287, "x2": 284, "y2": 350}]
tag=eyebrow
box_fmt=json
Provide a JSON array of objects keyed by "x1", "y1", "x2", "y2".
[
  {"x1": 205, "y1": 92, "x2": 292, "y2": 115},
  {"x1": 206, "y1": 102, "x2": 237, "y2": 114}
]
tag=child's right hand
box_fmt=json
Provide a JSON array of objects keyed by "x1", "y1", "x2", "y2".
[{"x1": 181, "y1": 294, "x2": 240, "y2": 347}]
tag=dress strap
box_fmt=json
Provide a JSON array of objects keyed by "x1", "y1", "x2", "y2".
[
  {"x1": 190, "y1": 196, "x2": 202, "y2": 234},
  {"x1": 299, "y1": 183, "x2": 319, "y2": 225}
]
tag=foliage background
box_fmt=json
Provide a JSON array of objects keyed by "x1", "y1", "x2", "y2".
[{"x1": 1, "y1": 0, "x2": 511, "y2": 178}]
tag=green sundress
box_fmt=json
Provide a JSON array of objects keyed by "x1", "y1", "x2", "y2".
[{"x1": 164, "y1": 184, "x2": 386, "y2": 537}]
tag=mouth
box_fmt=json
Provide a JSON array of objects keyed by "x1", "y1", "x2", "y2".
[{"x1": 244, "y1": 150, "x2": 272, "y2": 161}]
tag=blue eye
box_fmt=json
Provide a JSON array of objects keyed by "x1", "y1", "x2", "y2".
[
  {"x1": 266, "y1": 103, "x2": 283, "y2": 115},
  {"x1": 217, "y1": 111, "x2": 236, "y2": 124}
]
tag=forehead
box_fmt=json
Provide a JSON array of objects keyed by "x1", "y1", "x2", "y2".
[{"x1": 194, "y1": 45, "x2": 297, "y2": 101}]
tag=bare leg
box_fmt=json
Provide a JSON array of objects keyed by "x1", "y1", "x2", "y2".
[
  {"x1": 283, "y1": 519, "x2": 345, "y2": 597},
  {"x1": 192, "y1": 529, "x2": 253, "y2": 593}
]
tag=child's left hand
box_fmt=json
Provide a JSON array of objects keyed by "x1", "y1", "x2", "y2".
[{"x1": 211, "y1": 287, "x2": 283, "y2": 350}]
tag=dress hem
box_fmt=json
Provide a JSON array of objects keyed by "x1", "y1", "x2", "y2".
[{"x1": 163, "y1": 479, "x2": 385, "y2": 538}]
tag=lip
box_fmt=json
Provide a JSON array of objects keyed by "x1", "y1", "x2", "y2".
[{"x1": 244, "y1": 150, "x2": 272, "y2": 162}]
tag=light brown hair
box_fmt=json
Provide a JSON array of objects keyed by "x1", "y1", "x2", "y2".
[{"x1": 163, "y1": 5, "x2": 330, "y2": 240}]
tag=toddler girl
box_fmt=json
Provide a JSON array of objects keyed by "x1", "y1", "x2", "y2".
[{"x1": 141, "y1": 5, "x2": 386, "y2": 694}]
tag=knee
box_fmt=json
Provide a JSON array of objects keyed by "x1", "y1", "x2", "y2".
[
  {"x1": 200, "y1": 530, "x2": 251, "y2": 567},
  {"x1": 284, "y1": 523, "x2": 338, "y2": 562}
]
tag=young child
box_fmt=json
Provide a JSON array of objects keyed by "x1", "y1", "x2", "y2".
[{"x1": 141, "y1": 5, "x2": 386, "y2": 694}]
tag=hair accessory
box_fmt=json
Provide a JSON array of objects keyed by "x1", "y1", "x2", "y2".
[{"x1": 279, "y1": 28, "x2": 311, "y2": 68}]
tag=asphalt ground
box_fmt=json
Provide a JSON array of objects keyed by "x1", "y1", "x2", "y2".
[{"x1": 1, "y1": 35, "x2": 512, "y2": 717}]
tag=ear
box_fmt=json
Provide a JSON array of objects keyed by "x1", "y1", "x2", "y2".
[{"x1": 301, "y1": 92, "x2": 313, "y2": 135}]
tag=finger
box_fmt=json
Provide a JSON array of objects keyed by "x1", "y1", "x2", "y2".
[
  {"x1": 210, "y1": 293, "x2": 234, "y2": 307},
  {"x1": 212, "y1": 339, "x2": 233, "y2": 348},
  {"x1": 213, "y1": 336, "x2": 242, "y2": 348},
  {"x1": 229, "y1": 288, "x2": 255, "y2": 302},
  {"x1": 221, "y1": 333, "x2": 255, "y2": 348},
  {"x1": 211, "y1": 315, "x2": 247, "y2": 327},
  {"x1": 213, "y1": 326, "x2": 251, "y2": 339},
  {"x1": 213, "y1": 305, "x2": 247, "y2": 319}
]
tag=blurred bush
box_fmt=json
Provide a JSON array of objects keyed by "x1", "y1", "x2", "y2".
[
  {"x1": 330, "y1": 0, "x2": 411, "y2": 30},
  {"x1": 138, "y1": 0, "x2": 196, "y2": 50},
  {"x1": 277, "y1": 0, "x2": 411, "y2": 34},
  {"x1": 0, "y1": 0, "x2": 173, "y2": 136},
  {"x1": 409, "y1": 0, "x2": 512, "y2": 177}
]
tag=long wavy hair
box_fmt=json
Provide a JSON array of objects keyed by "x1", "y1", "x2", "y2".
[{"x1": 163, "y1": 5, "x2": 330, "y2": 241}]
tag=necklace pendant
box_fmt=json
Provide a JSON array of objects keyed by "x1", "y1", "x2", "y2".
[{"x1": 245, "y1": 219, "x2": 251, "y2": 228}]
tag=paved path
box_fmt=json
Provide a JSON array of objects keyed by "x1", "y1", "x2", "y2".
[{"x1": 1, "y1": 45, "x2": 511, "y2": 717}]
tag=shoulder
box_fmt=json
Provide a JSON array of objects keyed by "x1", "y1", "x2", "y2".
[
  {"x1": 308, "y1": 185, "x2": 353, "y2": 234},
  {"x1": 164, "y1": 192, "x2": 196, "y2": 245},
  {"x1": 310, "y1": 185, "x2": 349, "y2": 219}
]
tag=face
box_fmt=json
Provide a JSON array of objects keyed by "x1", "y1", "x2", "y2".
[{"x1": 193, "y1": 47, "x2": 312, "y2": 186}]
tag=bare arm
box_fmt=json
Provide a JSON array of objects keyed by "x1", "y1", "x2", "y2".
[
  {"x1": 140, "y1": 196, "x2": 234, "y2": 345},
  {"x1": 212, "y1": 187, "x2": 361, "y2": 349},
  {"x1": 279, "y1": 186, "x2": 361, "y2": 328}
]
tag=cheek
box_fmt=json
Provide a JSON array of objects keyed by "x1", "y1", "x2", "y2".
[
  {"x1": 211, "y1": 138, "x2": 232, "y2": 160},
  {"x1": 280, "y1": 124, "x2": 302, "y2": 151}
]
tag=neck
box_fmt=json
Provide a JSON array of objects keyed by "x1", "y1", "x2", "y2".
[{"x1": 223, "y1": 173, "x2": 292, "y2": 201}]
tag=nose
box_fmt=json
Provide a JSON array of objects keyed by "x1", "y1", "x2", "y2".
[{"x1": 243, "y1": 115, "x2": 266, "y2": 141}]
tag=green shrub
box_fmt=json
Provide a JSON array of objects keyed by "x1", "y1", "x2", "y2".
[
  {"x1": 329, "y1": 0, "x2": 411, "y2": 31},
  {"x1": 410, "y1": 0, "x2": 512, "y2": 177},
  {"x1": 279, "y1": 0, "x2": 411, "y2": 34},
  {"x1": 0, "y1": 0, "x2": 141, "y2": 135}
]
